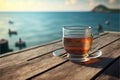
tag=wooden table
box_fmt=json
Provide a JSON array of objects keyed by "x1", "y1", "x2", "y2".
[{"x1": 0, "y1": 31, "x2": 120, "y2": 80}]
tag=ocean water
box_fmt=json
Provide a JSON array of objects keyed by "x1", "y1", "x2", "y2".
[{"x1": 0, "y1": 12, "x2": 119, "y2": 52}]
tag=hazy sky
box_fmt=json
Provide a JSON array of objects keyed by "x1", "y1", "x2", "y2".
[{"x1": 0, "y1": 0, "x2": 120, "y2": 11}]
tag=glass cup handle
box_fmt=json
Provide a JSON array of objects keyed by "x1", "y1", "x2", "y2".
[{"x1": 87, "y1": 32, "x2": 102, "y2": 59}]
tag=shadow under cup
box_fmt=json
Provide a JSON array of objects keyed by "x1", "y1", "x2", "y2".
[{"x1": 63, "y1": 26, "x2": 94, "y2": 62}]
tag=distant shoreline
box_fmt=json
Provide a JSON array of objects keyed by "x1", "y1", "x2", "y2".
[{"x1": 92, "y1": 4, "x2": 120, "y2": 13}]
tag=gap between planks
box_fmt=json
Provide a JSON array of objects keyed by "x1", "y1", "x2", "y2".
[{"x1": 27, "y1": 36, "x2": 120, "y2": 80}]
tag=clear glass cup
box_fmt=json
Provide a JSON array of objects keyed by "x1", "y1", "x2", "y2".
[{"x1": 53, "y1": 26, "x2": 102, "y2": 62}]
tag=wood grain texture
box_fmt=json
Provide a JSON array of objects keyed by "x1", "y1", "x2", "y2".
[
  {"x1": 95, "y1": 57, "x2": 120, "y2": 80},
  {"x1": 0, "y1": 40, "x2": 63, "y2": 68},
  {"x1": 0, "y1": 33, "x2": 112, "y2": 68},
  {"x1": 29, "y1": 38, "x2": 120, "y2": 80},
  {"x1": 0, "y1": 32, "x2": 120, "y2": 80}
]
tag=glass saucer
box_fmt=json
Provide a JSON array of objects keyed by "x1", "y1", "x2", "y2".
[{"x1": 53, "y1": 48, "x2": 102, "y2": 62}]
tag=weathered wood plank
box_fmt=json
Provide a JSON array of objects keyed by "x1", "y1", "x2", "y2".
[
  {"x1": 0, "y1": 56, "x2": 68, "y2": 80},
  {"x1": 104, "y1": 31, "x2": 120, "y2": 34},
  {"x1": 0, "y1": 33, "x2": 107, "y2": 68},
  {"x1": 0, "y1": 32, "x2": 119, "y2": 80},
  {"x1": 0, "y1": 33, "x2": 113, "y2": 68},
  {"x1": 0, "y1": 40, "x2": 63, "y2": 68},
  {"x1": 95, "y1": 57, "x2": 120, "y2": 80},
  {"x1": 0, "y1": 33, "x2": 119, "y2": 80},
  {"x1": 31, "y1": 39, "x2": 120, "y2": 80}
]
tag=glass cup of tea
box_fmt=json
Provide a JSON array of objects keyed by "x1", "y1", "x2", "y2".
[{"x1": 53, "y1": 26, "x2": 102, "y2": 62}]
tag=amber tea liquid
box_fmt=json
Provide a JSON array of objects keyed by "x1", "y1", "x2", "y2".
[{"x1": 63, "y1": 34, "x2": 92, "y2": 55}]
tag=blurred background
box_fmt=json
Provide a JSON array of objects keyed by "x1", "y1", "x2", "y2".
[{"x1": 0, "y1": 0, "x2": 120, "y2": 54}]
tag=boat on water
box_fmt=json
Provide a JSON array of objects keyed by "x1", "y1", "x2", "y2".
[
  {"x1": 0, "y1": 39, "x2": 13, "y2": 54},
  {"x1": 8, "y1": 29, "x2": 17, "y2": 35},
  {"x1": 15, "y1": 38, "x2": 26, "y2": 47},
  {"x1": 105, "y1": 20, "x2": 110, "y2": 25},
  {"x1": 8, "y1": 20, "x2": 14, "y2": 24}
]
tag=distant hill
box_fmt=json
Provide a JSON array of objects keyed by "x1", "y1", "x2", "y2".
[{"x1": 92, "y1": 5, "x2": 120, "y2": 13}]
